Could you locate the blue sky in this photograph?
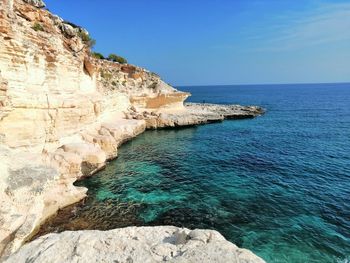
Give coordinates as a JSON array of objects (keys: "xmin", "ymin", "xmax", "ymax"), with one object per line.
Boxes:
[{"xmin": 45, "ymin": 0, "xmax": 350, "ymax": 86}]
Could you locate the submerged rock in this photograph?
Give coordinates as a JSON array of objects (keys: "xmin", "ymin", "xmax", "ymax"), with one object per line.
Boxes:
[{"xmin": 5, "ymin": 226, "xmax": 265, "ymax": 263}]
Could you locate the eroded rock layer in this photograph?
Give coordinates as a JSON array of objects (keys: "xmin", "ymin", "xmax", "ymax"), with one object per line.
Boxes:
[{"xmin": 0, "ymin": 0, "xmax": 264, "ymax": 260}]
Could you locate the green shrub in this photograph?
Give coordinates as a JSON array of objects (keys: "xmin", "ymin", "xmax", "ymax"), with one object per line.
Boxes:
[
  {"xmin": 111, "ymin": 81, "xmax": 117, "ymax": 86},
  {"xmin": 78, "ymin": 31, "xmax": 96, "ymax": 48},
  {"xmin": 108, "ymin": 54, "xmax": 127, "ymax": 64},
  {"xmin": 92, "ymin": 52, "xmax": 105, "ymax": 60},
  {"xmin": 32, "ymin": 23, "xmax": 44, "ymax": 32}
]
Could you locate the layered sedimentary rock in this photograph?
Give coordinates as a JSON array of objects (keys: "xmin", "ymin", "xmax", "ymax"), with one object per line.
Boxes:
[
  {"xmin": 5, "ymin": 226, "xmax": 265, "ymax": 263},
  {"xmin": 0, "ymin": 0, "xmax": 264, "ymax": 260},
  {"xmin": 0, "ymin": 0, "xmax": 168, "ymax": 152},
  {"xmin": 0, "ymin": 0, "xmax": 151, "ymax": 255}
]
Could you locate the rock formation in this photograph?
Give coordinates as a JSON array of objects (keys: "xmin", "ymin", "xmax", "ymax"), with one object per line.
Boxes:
[
  {"xmin": 5, "ymin": 227, "xmax": 265, "ymax": 263},
  {"xmin": 0, "ymin": 0, "xmax": 264, "ymax": 261}
]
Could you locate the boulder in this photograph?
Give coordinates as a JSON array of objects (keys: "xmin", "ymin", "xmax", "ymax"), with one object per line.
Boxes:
[{"xmin": 59, "ymin": 23, "xmax": 76, "ymax": 38}]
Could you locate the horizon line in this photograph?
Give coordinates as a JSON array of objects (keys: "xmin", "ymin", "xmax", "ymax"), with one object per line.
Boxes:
[{"xmin": 175, "ymin": 81, "xmax": 350, "ymax": 88}]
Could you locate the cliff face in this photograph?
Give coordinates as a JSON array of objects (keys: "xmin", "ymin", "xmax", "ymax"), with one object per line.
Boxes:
[
  {"xmin": 0, "ymin": 0, "xmax": 189, "ymax": 153},
  {"xmin": 0, "ymin": 0, "xmax": 264, "ymax": 260},
  {"xmin": 1, "ymin": 0, "xmax": 96, "ymax": 150}
]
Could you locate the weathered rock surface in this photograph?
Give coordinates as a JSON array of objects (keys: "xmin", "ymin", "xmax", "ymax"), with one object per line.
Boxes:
[
  {"xmin": 0, "ymin": 0, "xmax": 265, "ymax": 260},
  {"xmin": 4, "ymin": 226, "xmax": 265, "ymax": 263},
  {"xmin": 127, "ymin": 103, "xmax": 264, "ymax": 129},
  {"xmin": 0, "ymin": 145, "xmax": 86, "ymax": 258},
  {"xmin": 185, "ymin": 103, "xmax": 264, "ymax": 119},
  {"xmin": 0, "ymin": 0, "xmax": 174, "ymax": 152},
  {"xmin": 0, "ymin": 118, "xmax": 146, "ymax": 257}
]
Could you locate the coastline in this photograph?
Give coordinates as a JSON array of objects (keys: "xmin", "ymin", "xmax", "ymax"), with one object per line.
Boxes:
[
  {"xmin": 0, "ymin": 0, "xmax": 264, "ymax": 261},
  {"xmin": 3, "ymin": 110, "xmax": 265, "ymax": 263},
  {"xmin": 0, "ymin": 103, "xmax": 264, "ymax": 259}
]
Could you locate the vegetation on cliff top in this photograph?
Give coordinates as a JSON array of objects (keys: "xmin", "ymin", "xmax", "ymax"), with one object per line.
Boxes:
[
  {"xmin": 92, "ymin": 52, "xmax": 105, "ymax": 60},
  {"xmin": 60, "ymin": 21, "xmax": 126, "ymax": 64},
  {"xmin": 92, "ymin": 52, "xmax": 128, "ymax": 64},
  {"xmin": 107, "ymin": 54, "xmax": 128, "ymax": 64}
]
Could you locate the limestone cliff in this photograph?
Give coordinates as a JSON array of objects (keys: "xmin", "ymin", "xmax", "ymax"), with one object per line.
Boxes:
[
  {"xmin": 0, "ymin": 0, "xmax": 264, "ymax": 260},
  {"xmin": 0, "ymin": 0, "xmax": 189, "ymax": 152}
]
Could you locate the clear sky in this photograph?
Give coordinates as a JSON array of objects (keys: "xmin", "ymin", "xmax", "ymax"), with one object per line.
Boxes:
[{"xmin": 45, "ymin": 0, "xmax": 350, "ymax": 86}]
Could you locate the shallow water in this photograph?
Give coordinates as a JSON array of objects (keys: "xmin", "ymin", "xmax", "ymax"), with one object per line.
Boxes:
[{"xmin": 39, "ymin": 84, "xmax": 350, "ymax": 263}]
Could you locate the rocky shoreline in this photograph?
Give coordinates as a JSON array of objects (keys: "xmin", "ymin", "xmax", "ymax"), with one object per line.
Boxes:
[
  {"xmin": 5, "ymin": 227, "xmax": 265, "ymax": 263},
  {"xmin": 0, "ymin": 103, "xmax": 264, "ymax": 259},
  {"xmin": 0, "ymin": 105, "xmax": 264, "ymax": 262},
  {"xmin": 127, "ymin": 103, "xmax": 264, "ymax": 129},
  {"xmin": 0, "ymin": 0, "xmax": 265, "ymax": 261}
]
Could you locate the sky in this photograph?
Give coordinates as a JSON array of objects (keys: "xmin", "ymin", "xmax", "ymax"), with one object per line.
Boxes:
[{"xmin": 44, "ymin": 0, "xmax": 350, "ymax": 86}]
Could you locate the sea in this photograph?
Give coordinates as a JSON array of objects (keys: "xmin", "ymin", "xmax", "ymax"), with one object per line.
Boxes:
[{"xmin": 39, "ymin": 83, "xmax": 350, "ymax": 263}]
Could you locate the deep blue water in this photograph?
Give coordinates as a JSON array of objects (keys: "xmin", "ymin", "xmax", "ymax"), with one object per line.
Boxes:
[{"xmin": 43, "ymin": 84, "xmax": 350, "ymax": 262}]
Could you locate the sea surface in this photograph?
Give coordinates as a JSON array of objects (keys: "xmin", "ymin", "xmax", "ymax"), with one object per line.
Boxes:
[{"xmin": 40, "ymin": 84, "xmax": 350, "ymax": 263}]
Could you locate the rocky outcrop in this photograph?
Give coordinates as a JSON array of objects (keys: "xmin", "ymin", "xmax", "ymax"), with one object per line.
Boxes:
[
  {"xmin": 4, "ymin": 226, "xmax": 265, "ymax": 263},
  {"xmin": 185, "ymin": 103, "xmax": 264, "ymax": 119},
  {"xmin": 0, "ymin": 118, "xmax": 146, "ymax": 257},
  {"xmin": 96, "ymin": 61, "xmax": 176, "ymax": 95},
  {"xmin": 126, "ymin": 103, "xmax": 264, "ymax": 129},
  {"xmin": 0, "ymin": 146, "xmax": 86, "ymax": 258},
  {"xmin": 22, "ymin": 0, "xmax": 45, "ymax": 8},
  {"xmin": 0, "ymin": 0, "xmax": 264, "ymax": 260},
  {"xmin": 131, "ymin": 93, "xmax": 190, "ymax": 111}
]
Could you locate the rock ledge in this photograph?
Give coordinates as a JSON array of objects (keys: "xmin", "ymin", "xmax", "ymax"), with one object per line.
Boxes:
[{"xmin": 5, "ymin": 226, "xmax": 265, "ymax": 263}]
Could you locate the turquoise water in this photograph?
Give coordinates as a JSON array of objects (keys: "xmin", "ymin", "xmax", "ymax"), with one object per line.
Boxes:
[{"xmin": 44, "ymin": 84, "xmax": 350, "ymax": 262}]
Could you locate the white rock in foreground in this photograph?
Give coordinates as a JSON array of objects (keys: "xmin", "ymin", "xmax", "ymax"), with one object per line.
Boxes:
[{"xmin": 5, "ymin": 226, "xmax": 265, "ymax": 263}]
